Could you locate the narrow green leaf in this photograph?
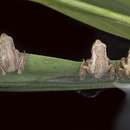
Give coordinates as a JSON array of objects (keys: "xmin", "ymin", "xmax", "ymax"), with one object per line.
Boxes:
[
  {"xmin": 31, "ymin": 0, "xmax": 130, "ymax": 40},
  {"xmin": 0, "ymin": 54, "xmax": 116, "ymax": 92}
]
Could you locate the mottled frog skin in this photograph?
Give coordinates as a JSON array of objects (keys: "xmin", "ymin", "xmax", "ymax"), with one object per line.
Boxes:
[
  {"xmin": 0, "ymin": 33, "xmax": 26, "ymax": 75},
  {"xmin": 80, "ymin": 40, "xmax": 115, "ymax": 80}
]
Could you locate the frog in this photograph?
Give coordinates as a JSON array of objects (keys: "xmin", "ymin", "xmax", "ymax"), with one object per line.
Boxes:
[
  {"xmin": 79, "ymin": 39, "xmax": 115, "ymax": 80},
  {"xmin": 118, "ymin": 49, "xmax": 130, "ymax": 78},
  {"xmin": 0, "ymin": 33, "xmax": 26, "ymax": 75}
]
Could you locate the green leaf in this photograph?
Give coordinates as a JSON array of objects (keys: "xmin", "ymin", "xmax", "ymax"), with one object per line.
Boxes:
[
  {"xmin": 0, "ymin": 54, "xmax": 116, "ymax": 92},
  {"xmin": 31, "ymin": 0, "xmax": 130, "ymax": 40}
]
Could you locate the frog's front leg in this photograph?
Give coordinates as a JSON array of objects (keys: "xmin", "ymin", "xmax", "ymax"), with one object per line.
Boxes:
[
  {"xmin": 108, "ymin": 63, "xmax": 115, "ymax": 80},
  {"xmin": 17, "ymin": 52, "xmax": 26, "ymax": 74},
  {"xmin": 79, "ymin": 59, "xmax": 89, "ymax": 80}
]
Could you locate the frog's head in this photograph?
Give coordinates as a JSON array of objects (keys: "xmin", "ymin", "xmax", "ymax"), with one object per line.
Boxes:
[
  {"xmin": 0, "ymin": 33, "xmax": 15, "ymax": 48},
  {"xmin": 0, "ymin": 33, "xmax": 10, "ymax": 42},
  {"xmin": 1, "ymin": 33, "xmax": 8, "ymax": 38},
  {"xmin": 92, "ymin": 39, "xmax": 107, "ymax": 58},
  {"xmin": 0, "ymin": 33, "xmax": 8, "ymax": 44}
]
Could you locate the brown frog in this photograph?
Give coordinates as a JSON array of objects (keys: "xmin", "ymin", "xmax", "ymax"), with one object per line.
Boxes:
[
  {"xmin": 118, "ymin": 50, "xmax": 130, "ymax": 78},
  {"xmin": 79, "ymin": 39, "xmax": 115, "ymax": 80},
  {"xmin": 0, "ymin": 33, "xmax": 26, "ymax": 75}
]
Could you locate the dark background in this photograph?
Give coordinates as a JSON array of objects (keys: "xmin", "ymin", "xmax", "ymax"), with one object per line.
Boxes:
[{"xmin": 0, "ymin": 0, "xmax": 129, "ymax": 130}]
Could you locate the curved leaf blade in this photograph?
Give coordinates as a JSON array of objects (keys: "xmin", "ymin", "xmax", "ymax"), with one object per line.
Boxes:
[{"xmin": 31, "ymin": 0, "xmax": 130, "ymax": 40}]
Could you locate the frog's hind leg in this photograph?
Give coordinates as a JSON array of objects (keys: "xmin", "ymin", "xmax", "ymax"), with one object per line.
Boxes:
[
  {"xmin": 0, "ymin": 63, "xmax": 6, "ymax": 75},
  {"xmin": 0, "ymin": 57, "xmax": 9, "ymax": 75},
  {"xmin": 108, "ymin": 64, "xmax": 115, "ymax": 80},
  {"xmin": 117, "ymin": 67, "xmax": 126, "ymax": 79},
  {"xmin": 17, "ymin": 52, "xmax": 26, "ymax": 74}
]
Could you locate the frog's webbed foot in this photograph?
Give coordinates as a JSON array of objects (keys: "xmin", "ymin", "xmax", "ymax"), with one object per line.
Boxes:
[
  {"xmin": 17, "ymin": 51, "xmax": 26, "ymax": 74},
  {"xmin": 79, "ymin": 59, "xmax": 89, "ymax": 80},
  {"xmin": 108, "ymin": 63, "xmax": 115, "ymax": 80}
]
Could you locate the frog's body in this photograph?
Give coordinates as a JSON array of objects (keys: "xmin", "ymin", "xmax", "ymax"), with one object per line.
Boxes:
[
  {"xmin": 118, "ymin": 50, "xmax": 130, "ymax": 78},
  {"xmin": 0, "ymin": 33, "xmax": 26, "ymax": 75},
  {"xmin": 80, "ymin": 40, "xmax": 115, "ymax": 80}
]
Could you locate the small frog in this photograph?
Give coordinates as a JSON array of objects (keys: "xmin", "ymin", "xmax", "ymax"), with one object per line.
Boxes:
[
  {"xmin": 118, "ymin": 50, "xmax": 130, "ymax": 78},
  {"xmin": 79, "ymin": 39, "xmax": 115, "ymax": 80},
  {"xmin": 0, "ymin": 33, "xmax": 26, "ymax": 75}
]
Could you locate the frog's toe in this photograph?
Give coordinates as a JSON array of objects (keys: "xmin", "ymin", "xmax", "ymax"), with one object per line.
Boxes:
[
  {"xmin": 17, "ymin": 70, "xmax": 22, "ymax": 74},
  {"xmin": 2, "ymin": 71, "xmax": 6, "ymax": 76}
]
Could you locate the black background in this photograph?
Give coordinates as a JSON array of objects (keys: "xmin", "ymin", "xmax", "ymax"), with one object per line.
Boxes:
[{"xmin": 0, "ymin": 1, "xmax": 129, "ymax": 130}]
